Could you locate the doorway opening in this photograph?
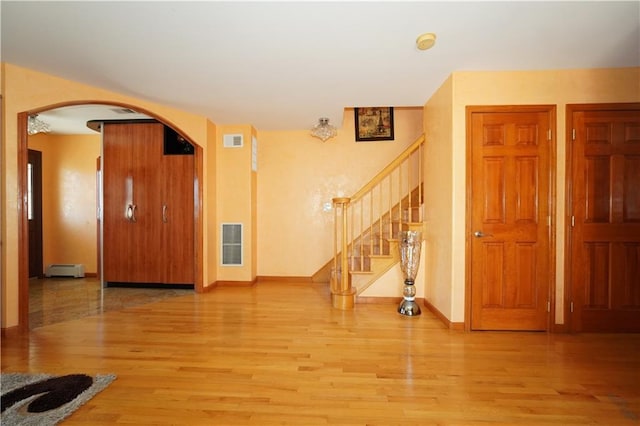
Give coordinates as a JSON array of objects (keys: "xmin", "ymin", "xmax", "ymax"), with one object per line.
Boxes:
[{"xmin": 18, "ymin": 102, "xmax": 204, "ymax": 329}]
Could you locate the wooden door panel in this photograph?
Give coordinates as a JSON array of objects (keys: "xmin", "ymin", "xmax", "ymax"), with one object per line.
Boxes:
[
  {"xmin": 583, "ymin": 242, "xmax": 610, "ymax": 308},
  {"xmin": 620, "ymin": 243, "xmax": 640, "ymax": 311},
  {"xmin": 580, "ymin": 242, "xmax": 640, "ymax": 306},
  {"xmin": 584, "ymin": 156, "xmax": 610, "ymax": 222},
  {"xmin": 515, "ymin": 157, "xmax": 539, "ymax": 222},
  {"xmin": 513, "ymin": 242, "xmax": 537, "ymax": 307},
  {"xmin": 623, "ymin": 157, "xmax": 640, "ymax": 221},
  {"xmin": 104, "ymin": 122, "xmax": 165, "ymax": 284},
  {"xmin": 570, "ymin": 106, "xmax": 640, "ymax": 332},
  {"xmin": 482, "ymin": 158, "xmax": 505, "ymax": 223},
  {"xmin": 103, "ymin": 124, "xmax": 134, "ymax": 282},
  {"xmin": 162, "ymin": 153, "xmax": 195, "ymax": 284},
  {"xmin": 130, "ymin": 123, "xmax": 164, "ymax": 283},
  {"xmin": 479, "ymin": 242, "xmax": 539, "ymax": 308},
  {"xmin": 480, "ymin": 242, "xmax": 505, "ymax": 307},
  {"xmin": 469, "ymin": 108, "xmax": 552, "ymax": 331}
]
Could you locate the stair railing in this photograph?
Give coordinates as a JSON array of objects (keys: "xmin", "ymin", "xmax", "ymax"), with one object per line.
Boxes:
[{"xmin": 330, "ymin": 135, "xmax": 425, "ymax": 309}]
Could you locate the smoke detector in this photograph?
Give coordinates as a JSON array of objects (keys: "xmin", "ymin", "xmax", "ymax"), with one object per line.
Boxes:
[{"xmin": 416, "ymin": 33, "xmax": 436, "ymax": 51}]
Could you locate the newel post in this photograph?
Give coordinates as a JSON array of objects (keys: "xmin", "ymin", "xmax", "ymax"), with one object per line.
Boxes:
[{"xmin": 331, "ymin": 197, "xmax": 355, "ymax": 309}]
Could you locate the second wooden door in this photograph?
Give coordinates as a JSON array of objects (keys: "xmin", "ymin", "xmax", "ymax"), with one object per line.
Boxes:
[{"xmin": 568, "ymin": 104, "xmax": 640, "ymax": 332}]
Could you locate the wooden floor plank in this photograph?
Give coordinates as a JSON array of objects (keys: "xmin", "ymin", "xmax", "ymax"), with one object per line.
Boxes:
[{"xmin": 3, "ymin": 281, "xmax": 640, "ymax": 425}]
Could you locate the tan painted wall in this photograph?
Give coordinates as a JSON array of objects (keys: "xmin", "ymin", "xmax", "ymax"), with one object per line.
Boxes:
[
  {"xmin": 215, "ymin": 125, "xmax": 256, "ymax": 282},
  {"xmin": 28, "ymin": 133, "xmax": 101, "ymax": 274},
  {"xmin": 422, "ymin": 75, "xmax": 454, "ymax": 319},
  {"xmin": 250, "ymin": 129, "xmax": 258, "ymax": 281},
  {"xmin": 205, "ymin": 120, "xmax": 218, "ymax": 288},
  {"xmin": 424, "ymin": 67, "xmax": 640, "ymax": 325},
  {"xmin": 1, "ymin": 63, "xmax": 212, "ymax": 328},
  {"xmin": 256, "ymin": 107, "xmax": 424, "ymax": 277}
]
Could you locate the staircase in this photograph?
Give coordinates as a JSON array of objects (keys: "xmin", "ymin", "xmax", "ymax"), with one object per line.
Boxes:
[
  {"xmin": 348, "ymin": 186, "xmax": 424, "ymax": 295},
  {"xmin": 325, "ymin": 135, "xmax": 425, "ymax": 309}
]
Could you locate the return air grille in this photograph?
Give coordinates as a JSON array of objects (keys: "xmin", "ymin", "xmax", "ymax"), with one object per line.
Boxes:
[{"xmin": 221, "ymin": 223, "xmax": 242, "ymax": 266}]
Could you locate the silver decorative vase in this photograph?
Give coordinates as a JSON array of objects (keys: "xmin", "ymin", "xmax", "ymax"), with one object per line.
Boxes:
[{"xmin": 398, "ymin": 230, "xmax": 422, "ymax": 316}]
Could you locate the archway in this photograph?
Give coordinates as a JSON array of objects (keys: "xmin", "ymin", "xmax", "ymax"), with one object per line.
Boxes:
[{"xmin": 18, "ymin": 101, "xmax": 204, "ymax": 329}]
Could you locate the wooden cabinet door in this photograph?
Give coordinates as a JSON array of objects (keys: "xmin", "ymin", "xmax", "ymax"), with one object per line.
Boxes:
[
  {"xmin": 103, "ymin": 122, "xmax": 165, "ymax": 284},
  {"xmin": 129, "ymin": 123, "xmax": 165, "ymax": 283},
  {"xmin": 469, "ymin": 107, "xmax": 553, "ymax": 331},
  {"xmin": 162, "ymin": 152, "xmax": 195, "ymax": 284},
  {"xmin": 570, "ymin": 106, "xmax": 640, "ymax": 332},
  {"xmin": 103, "ymin": 122, "xmax": 194, "ymax": 286},
  {"xmin": 103, "ymin": 124, "xmax": 135, "ymax": 282}
]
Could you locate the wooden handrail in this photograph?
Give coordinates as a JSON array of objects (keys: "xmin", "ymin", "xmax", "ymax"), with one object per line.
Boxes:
[
  {"xmin": 330, "ymin": 134, "xmax": 425, "ymax": 309},
  {"xmin": 351, "ymin": 134, "xmax": 425, "ymax": 202}
]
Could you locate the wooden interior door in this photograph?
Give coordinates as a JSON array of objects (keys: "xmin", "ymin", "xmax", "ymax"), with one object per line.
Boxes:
[
  {"xmin": 468, "ymin": 106, "xmax": 553, "ymax": 331},
  {"xmin": 569, "ymin": 104, "xmax": 640, "ymax": 332},
  {"xmin": 28, "ymin": 149, "xmax": 43, "ymax": 278}
]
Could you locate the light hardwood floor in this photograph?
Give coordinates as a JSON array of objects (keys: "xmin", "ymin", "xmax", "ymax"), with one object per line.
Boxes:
[
  {"xmin": 3, "ymin": 281, "xmax": 640, "ymax": 425},
  {"xmin": 28, "ymin": 277, "xmax": 193, "ymax": 329}
]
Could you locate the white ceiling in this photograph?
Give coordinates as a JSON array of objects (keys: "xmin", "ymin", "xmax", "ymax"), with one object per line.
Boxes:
[{"xmin": 2, "ymin": 1, "xmax": 639, "ymax": 134}]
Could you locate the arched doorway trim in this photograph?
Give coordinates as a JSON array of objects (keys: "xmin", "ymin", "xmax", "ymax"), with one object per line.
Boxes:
[{"xmin": 18, "ymin": 101, "xmax": 205, "ymax": 330}]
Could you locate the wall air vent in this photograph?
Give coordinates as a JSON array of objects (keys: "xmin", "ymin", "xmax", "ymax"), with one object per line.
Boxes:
[
  {"xmin": 223, "ymin": 134, "xmax": 244, "ymax": 148},
  {"xmin": 221, "ymin": 223, "xmax": 243, "ymax": 266}
]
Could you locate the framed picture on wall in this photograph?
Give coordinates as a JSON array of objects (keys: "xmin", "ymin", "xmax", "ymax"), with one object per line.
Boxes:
[{"xmin": 354, "ymin": 107, "xmax": 394, "ymax": 141}]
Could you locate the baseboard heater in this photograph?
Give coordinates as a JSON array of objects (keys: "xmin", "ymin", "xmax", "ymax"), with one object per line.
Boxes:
[{"xmin": 45, "ymin": 264, "xmax": 85, "ymax": 278}]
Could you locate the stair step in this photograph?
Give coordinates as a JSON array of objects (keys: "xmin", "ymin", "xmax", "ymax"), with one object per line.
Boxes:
[
  {"xmin": 347, "ymin": 237, "xmax": 401, "ymax": 295},
  {"xmin": 350, "ymin": 270, "xmax": 374, "ymax": 276},
  {"xmin": 349, "ymin": 254, "xmax": 393, "ymax": 274}
]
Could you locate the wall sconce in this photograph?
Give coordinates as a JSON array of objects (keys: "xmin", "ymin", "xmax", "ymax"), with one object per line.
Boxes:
[{"xmin": 310, "ymin": 117, "xmax": 337, "ymax": 142}]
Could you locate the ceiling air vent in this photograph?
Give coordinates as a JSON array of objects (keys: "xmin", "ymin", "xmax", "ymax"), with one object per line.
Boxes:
[{"xmin": 223, "ymin": 134, "xmax": 244, "ymax": 148}]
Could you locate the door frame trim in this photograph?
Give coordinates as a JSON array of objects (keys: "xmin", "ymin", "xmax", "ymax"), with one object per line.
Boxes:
[
  {"xmin": 464, "ymin": 105, "xmax": 557, "ymax": 332},
  {"xmin": 17, "ymin": 101, "xmax": 205, "ymax": 330},
  {"xmin": 564, "ymin": 102, "xmax": 640, "ymax": 333}
]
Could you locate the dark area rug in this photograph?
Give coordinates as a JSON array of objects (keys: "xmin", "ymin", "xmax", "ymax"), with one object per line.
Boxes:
[{"xmin": 1, "ymin": 372, "xmax": 115, "ymax": 425}]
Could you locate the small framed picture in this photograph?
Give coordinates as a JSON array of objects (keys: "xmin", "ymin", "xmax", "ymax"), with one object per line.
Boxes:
[{"xmin": 355, "ymin": 107, "xmax": 394, "ymax": 141}]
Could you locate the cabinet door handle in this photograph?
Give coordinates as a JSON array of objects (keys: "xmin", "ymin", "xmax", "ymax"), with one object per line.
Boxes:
[
  {"xmin": 162, "ymin": 205, "xmax": 168, "ymax": 223},
  {"xmin": 131, "ymin": 204, "xmax": 137, "ymax": 223},
  {"xmin": 125, "ymin": 204, "xmax": 134, "ymax": 221}
]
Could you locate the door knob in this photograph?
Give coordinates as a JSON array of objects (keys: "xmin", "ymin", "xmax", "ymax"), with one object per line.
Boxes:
[{"xmin": 474, "ymin": 231, "xmax": 492, "ymax": 238}]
